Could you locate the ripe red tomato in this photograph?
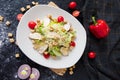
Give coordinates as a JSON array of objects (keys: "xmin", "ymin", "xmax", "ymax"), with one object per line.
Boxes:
[
  {"xmin": 57, "ymin": 16, "xmax": 64, "ymax": 22},
  {"xmin": 43, "ymin": 52, "xmax": 50, "ymax": 59},
  {"xmin": 69, "ymin": 1, "xmax": 77, "ymax": 9},
  {"xmin": 88, "ymin": 52, "xmax": 96, "ymax": 59},
  {"xmin": 28, "ymin": 21, "xmax": 36, "ymax": 29},
  {"xmin": 70, "ymin": 41, "xmax": 76, "ymax": 47},
  {"xmin": 72, "ymin": 10, "xmax": 80, "ymax": 17},
  {"xmin": 17, "ymin": 14, "xmax": 23, "ymax": 21}
]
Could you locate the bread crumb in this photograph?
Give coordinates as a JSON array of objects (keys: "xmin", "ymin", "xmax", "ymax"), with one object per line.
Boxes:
[
  {"xmin": 26, "ymin": 5, "xmax": 31, "ymax": 9},
  {"xmin": 8, "ymin": 33, "xmax": 13, "ymax": 38},
  {"xmin": 20, "ymin": 7, "xmax": 26, "ymax": 12},
  {"xmin": 6, "ymin": 21, "xmax": 11, "ymax": 26},
  {"xmin": 69, "ymin": 71, "xmax": 73, "ymax": 75},
  {"xmin": 15, "ymin": 53, "xmax": 20, "ymax": 58},
  {"xmin": 35, "ymin": 2, "xmax": 39, "ymax": 5},
  {"xmin": 9, "ymin": 38, "xmax": 15, "ymax": 43},
  {"xmin": 0, "ymin": 15, "xmax": 4, "ymax": 22},
  {"xmin": 32, "ymin": 1, "xmax": 36, "ymax": 5}
]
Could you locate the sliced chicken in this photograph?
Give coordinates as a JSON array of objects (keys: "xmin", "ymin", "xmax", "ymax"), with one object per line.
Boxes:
[
  {"xmin": 43, "ymin": 17, "xmax": 50, "ymax": 27},
  {"xmin": 63, "ymin": 23, "xmax": 71, "ymax": 31},
  {"xmin": 60, "ymin": 47, "xmax": 69, "ymax": 56},
  {"xmin": 38, "ymin": 44, "xmax": 48, "ymax": 54},
  {"xmin": 29, "ymin": 33, "xmax": 42, "ymax": 40}
]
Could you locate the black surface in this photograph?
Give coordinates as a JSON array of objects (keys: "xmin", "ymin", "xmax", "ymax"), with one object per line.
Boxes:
[{"xmin": 0, "ymin": 0, "xmax": 120, "ymax": 80}]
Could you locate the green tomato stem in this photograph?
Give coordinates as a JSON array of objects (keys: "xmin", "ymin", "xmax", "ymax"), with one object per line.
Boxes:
[{"xmin": 92, "ymin": 16, "xmax": 97, "ymax": 25}]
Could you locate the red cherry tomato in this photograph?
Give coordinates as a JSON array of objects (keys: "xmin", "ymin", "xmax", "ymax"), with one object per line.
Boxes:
[
  {"xmin": 43, "ymin": 52, "xmax": 50, "ymax": 59},
  {"xmin": 28, "ymin": 21, "xmax": 36, "ymax": 29},
  {"xmin": 17, "ymin": 14, "xmax": 23, "ymax": 21},
  {"xmin": 72, "ymin": 10, "xmax": 80, "ymax": 17},
  {"xmin": 69, "ymin": 1, "xmax": 77, "ymax": 9},
  {"xmin": 70, "ymin": 41, "xmax": 76, "ymax": 47},
  {"xmin": 57, "ymin": 16, "xmax": 64, "ymax": 22},
  {"xmin": 88, "ymin": 52, "xmax": 96, "ymax": 59}
]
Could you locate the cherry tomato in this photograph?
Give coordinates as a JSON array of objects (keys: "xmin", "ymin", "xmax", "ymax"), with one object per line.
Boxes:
[
  {"xmin": 43, "ymin": 52, "xmax": 50, "ymax": 59},
  {"xmin": 57, "ymin": 16, "xmax": 64, "ymax": 22},
  {"xmin": 69, "ymin": 1, "xmax": 77, "ymax": 9},
  {"xmin": 88, "ymin": 52, "xmax": 96, "ymax": 59},
  {"xmin": 70, "ymin": 41, "xmax": 76, "ymax": 47},
  {"xmin": 28, "ymin": 21, "xmax": 36, "ymax": 29},
  {"xmin": 17, "ymin": 14, "xmax": 23, "ymax": 21},
  {"xmin": 72, "ymin": 10, "xmax": 80, "ymax": 17}
]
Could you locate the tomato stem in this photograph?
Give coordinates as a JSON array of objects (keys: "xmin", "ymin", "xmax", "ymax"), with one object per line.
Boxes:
[{"xmin": 92, "ymin": 16, "xmax": 97, "ymax": 25}]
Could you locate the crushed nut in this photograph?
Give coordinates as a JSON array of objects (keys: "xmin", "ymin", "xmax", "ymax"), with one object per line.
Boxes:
[
  {"xmin": 32, "ymin": 1, "xmax": 36, "ymax": 5},
  {"xmin": 8, "ymin": 33, "xmax": 13, "ymax": 38},
  {"xmin": 0, "ymin": 15, "xmax": 4, "ymax": 22},
  {"xmin": 9, "ymin": 38, "xmax": 15, "ymax": 43},
  {"xmin": 26, "ymin": 5, "xmax": 31, "ymax": 9},
  {"xmin": 20, "ymin": 7, "xmax": 26, "ymax": 12},
  {"xmin": 6, "ymin": 21, "xmax": 11, "ymax": 26},
  {"xmin": 15, "ymin": 53, "xmax": 20, "ymax": 58}
]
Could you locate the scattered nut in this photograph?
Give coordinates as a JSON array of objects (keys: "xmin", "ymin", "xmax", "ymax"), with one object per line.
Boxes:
[
  {"xmin": 32, "ymin": 1, "xmax": 36, "ymax": 5},
  {"xmin": 20, "ymin": 7, "xmax": 26, "ymax": 12},
  {"xmin": 15, "ymin": 53, "xmax": 20, "ymax": 58},
  {"xmin": 9, "ymin": 38, "xmax": 15, "ymax": 43},
  {"xmin": 26, "ymin": 5, "xmax": 31, "ymax": 9},
  {"xmin": 6, "ymin": 21, "xmax": 11, "ymax": 26},
  {"xmin": 0, "ymin": 15, "xmax": 4, "ymax": 22},
  {"xmin": 8, "ymin": 33, "xmax": 13, "ymax": 38}
]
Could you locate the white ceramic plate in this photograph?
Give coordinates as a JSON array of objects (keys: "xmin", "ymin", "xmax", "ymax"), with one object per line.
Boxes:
[{"xmin": 16, "ymin": 5, "xmax": 87, "ymax": 69}]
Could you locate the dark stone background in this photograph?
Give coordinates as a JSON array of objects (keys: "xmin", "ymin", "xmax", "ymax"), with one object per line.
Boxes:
[{"xmin": 0, "ymin": 0, "xmax": 120, "ymax": 80}]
